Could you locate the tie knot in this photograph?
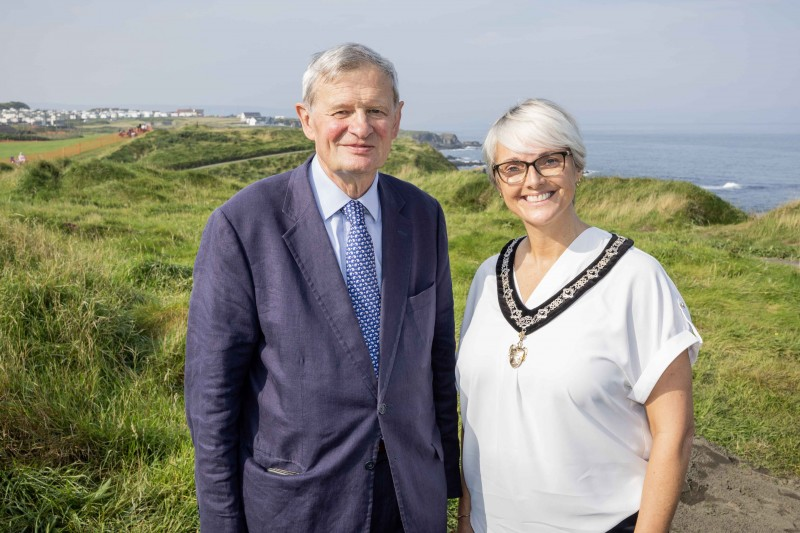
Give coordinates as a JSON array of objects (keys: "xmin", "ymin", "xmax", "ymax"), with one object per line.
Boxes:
[{"xmin": 343, "ymin": 200, "xmax": 366, "ymax": 226}]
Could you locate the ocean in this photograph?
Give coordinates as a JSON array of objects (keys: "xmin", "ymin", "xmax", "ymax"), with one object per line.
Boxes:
[{"xmin": 439, "ymin": 132, "xmax": 800, "ymax": 214}]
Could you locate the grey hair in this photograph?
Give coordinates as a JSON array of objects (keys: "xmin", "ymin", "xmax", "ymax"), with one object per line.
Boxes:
[
  {"xmin": 483, "ymin": 99, "xmax": 586, "ymax": 187},
  {"xmin": 301, "ymin": 43, "xmax": 400, "ymax": 107}
]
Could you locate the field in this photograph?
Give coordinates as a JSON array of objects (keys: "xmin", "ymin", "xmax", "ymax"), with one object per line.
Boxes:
[
  {"xmin": 0, "ymin": 116, "xmax": 253, "ymax": 163},
  {"xmin": 0, "ymin": 126, "xmax": 797, "ymax": 531},
  {"xmin": 0, "ymin": 134, "xmax": 125, "ymax": 161}
]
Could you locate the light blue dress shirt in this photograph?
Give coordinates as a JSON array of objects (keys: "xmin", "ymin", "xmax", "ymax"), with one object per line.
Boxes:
[{"xmin": 308, "ymin": 155, "xmax": 383, "ymax": 285}]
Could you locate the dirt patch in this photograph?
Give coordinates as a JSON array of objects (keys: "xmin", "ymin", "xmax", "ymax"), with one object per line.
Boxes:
[
  {"xmin": 672, "ymin": 437, "xmax": 800, "ymax": 532},
  {"xmin": 762, "ymin": 257, "xmax": 800, "ymax": 269}
]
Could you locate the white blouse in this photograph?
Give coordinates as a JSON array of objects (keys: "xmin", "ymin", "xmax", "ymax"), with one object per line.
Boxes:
[{"xmin": 456, "ymin": 227, "xmax": 701, "ymax": 532}]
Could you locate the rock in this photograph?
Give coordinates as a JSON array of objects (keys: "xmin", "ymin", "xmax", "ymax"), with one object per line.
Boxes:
[{"xmin": 405, "ymin": 131, "xmax": 480, "ymax": 150}]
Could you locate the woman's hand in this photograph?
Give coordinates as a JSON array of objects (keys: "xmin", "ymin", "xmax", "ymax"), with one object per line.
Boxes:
[{"xmin": 456, "ymin": 471, "xmax": 474, "ymax": 532}]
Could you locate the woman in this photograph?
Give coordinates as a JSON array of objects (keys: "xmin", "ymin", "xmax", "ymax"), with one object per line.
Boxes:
[{"xmin": 456, "ymin": 99, "xmax": 701, "ymax": 533}]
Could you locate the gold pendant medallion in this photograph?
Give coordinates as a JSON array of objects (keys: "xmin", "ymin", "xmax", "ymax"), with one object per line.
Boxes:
[{"xmin": 508, "ymin": 330, "xmax": 527, "ymax": 368}]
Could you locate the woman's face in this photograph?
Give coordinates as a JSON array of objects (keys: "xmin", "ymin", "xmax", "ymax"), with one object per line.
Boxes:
[{"xmin": 494, "ymin": 143, "xmax": 581, "ymax": 231}]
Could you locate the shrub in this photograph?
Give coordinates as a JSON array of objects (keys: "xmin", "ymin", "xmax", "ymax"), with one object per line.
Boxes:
[
  {"xmin": 63, "ymin": 159, "xmax": 138, "ymax": 187},
  {"xmin": 15, "ymin": 159, "xmax": 69, "ymax": 197}
]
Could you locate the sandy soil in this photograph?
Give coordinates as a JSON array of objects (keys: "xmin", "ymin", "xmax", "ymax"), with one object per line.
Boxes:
[{"xmin": 672, "ymin": 437, "xmax": 800, "ymax": 532}]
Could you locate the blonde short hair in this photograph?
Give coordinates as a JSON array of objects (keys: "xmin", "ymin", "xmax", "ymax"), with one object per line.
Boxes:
[{"xmin": 483, "ymin": 99, "xmax": 586, "ymax": 187}]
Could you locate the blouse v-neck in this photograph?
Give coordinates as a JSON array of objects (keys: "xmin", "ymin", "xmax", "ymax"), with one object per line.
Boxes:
[{"xmin": 512, "ymin": 227, "xmax": 607, "ymax": 309}]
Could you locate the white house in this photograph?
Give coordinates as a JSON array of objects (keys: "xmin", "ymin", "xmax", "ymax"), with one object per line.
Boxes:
[
  {"xmin": 239, "ymin": 112, "xmax": 262, "ymax": 123},
  {"xmin": 176, "ymin": 108, "xmax": 204, "ymax": 117}
]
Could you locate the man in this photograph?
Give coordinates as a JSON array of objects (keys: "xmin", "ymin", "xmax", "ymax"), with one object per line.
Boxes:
[{"xmin": 185, "ymin": 43, "xmax": 461, "ymax": 532}]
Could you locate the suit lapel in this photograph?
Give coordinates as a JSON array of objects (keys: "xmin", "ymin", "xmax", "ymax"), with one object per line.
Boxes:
[
  {"xmin": 281, "ymin": 161, "xmax": 378, "ymax": 398},
  {"xmin": 377, "ymin": 177, "xmax": 412, "ymax": 397}
]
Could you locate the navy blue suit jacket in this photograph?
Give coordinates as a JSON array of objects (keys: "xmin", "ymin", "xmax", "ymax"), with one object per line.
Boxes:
[{"xmin": 185, "ymin": 158, "xmax": 460, "ymax": 532}]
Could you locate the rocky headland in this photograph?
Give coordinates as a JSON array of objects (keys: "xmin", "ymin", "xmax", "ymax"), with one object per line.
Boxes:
[{"xmin": 401, "ymin": 130, "xmax": 481, "ymax": 150}]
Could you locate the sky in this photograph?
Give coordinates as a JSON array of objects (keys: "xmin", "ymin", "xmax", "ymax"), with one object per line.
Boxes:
[{"xmin": 3, "ymin": 0, "xmax": 799, "ymax": 140}]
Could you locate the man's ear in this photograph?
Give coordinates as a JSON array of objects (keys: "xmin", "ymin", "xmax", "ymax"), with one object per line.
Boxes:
[
  {"xmin": 391, "ymin": 100, "xmax": 404, "ymax": 139},
  {"xmin": 295, "ymin": 103, "xmax": 315, "ymax": 141}
]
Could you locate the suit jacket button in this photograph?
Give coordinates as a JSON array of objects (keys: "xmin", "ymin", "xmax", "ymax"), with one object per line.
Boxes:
[
  {"xmin": 378, "ymin": 403, "xmax": 387, "ymax": 415},
  {"xmin": 365, "ymin": 461, "xmax": 375, "ymax": 471}
]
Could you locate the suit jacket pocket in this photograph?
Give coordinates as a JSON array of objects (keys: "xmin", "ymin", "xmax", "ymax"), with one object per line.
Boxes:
[
  {"xmin": 404, "ymin": 283, "xmax": 436, "ymax": 344},
  {"xmin": 253, "ymin": 447, "xmax": 306, "ymax": 476},
  {"xmin": 408, "ymin": 283, "xmax": 435, "ymax": 311},
  {"xmin": 403, "ymin": 284, "xmax": 437, "ymax": 358}
]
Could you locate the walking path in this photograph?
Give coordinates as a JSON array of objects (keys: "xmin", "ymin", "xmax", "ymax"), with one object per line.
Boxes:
[
  {"xmin": 673, "ymin": 437, "xmax": 800, "ymax": 532},
  {"xmin": 191, "ymin": 149, "xmax": 312, "ymax": 170}
]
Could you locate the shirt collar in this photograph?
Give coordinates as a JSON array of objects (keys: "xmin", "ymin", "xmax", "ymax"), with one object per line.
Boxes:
[{"xmin": 310, "ymin": 155, "xmax": 381, "ymax": 222}]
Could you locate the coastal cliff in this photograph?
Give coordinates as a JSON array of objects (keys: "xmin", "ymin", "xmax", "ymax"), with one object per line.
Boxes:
[{"xmin": 400, "ymin": 130, "xmax": 481, "ymax": 150}]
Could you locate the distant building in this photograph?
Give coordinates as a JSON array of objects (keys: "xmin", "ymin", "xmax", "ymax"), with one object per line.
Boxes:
[
  {"xmin": 239, "ymin": 112, "xmax": 263, "ymax": 123},
  {"xmin": 176, "ymin": 108, "xmax": 204, "ymax": 117},
  {"xmin": 271, "ymin": 116, "xmax": 301, "ymax": 128}
]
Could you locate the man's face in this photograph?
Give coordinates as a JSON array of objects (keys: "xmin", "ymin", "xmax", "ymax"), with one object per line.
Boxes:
[{"xmin": 296, "ymin": 66, "xmax": 403, "ymax": 191}]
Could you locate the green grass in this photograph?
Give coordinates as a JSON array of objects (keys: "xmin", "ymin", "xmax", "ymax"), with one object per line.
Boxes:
[
  {"xmin": 1, "ymin": 131, "xmax": 797, "ymax": 530},
  {"xmin": 0, "ymin": 135, "xmax": 110, "ymax": 159},
  {"xmin": 106, "ymin": 125, "xmax": 314, "ymax": 169}
]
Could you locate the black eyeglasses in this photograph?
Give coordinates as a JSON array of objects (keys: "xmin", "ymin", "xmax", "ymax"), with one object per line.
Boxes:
[{"xmin": 492, "ymin": 150, "xmax": 572, "ymax": 184}]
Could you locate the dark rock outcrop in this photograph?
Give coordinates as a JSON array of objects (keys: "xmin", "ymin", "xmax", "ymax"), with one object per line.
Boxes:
[{"xmin": 404, "ymin": 131, "xmax": 480, "ymax": 150}]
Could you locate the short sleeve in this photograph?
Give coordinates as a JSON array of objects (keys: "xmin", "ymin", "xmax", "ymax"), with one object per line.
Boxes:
[{"xmin": 625, "ymin": 253, "xmax": 702, "ymax": 403}]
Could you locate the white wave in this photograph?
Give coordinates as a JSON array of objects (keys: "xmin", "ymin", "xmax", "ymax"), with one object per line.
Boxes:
[{"xmin": 703, "ymin": 182, "xmax": 742, "ymax": 190}]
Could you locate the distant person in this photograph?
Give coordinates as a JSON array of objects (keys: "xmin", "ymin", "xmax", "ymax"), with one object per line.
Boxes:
[
  {"xmin": 10, "ymin": 156, "xmax": 15, "ymax": 165},
  {"xmin": 17, "ymin": 152, "xmax": 26, "ymax": 164},
  {"xmin": 185, "ymin": 42, "xmax": 460, "ymax": 532},
  {"xmin": 455, "ymin": 99, "xmax": 701, "ymax": 533}
]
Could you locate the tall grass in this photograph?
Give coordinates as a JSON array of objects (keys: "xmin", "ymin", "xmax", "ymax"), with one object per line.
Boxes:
[{"xmin": 0, "ymin": 214, "xmax": 196, "ymax": 531}]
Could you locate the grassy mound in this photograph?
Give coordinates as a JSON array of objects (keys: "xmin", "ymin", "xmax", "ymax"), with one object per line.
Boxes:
[
  {"xmin": 204, "ymin": 150, "xmax": 314, "ymax": 182},
  {"xmin": 577, "ymin": 177, "xmax": 748, "ymax": 228},
  {"xmin": 382, "ymin": 137, "xmax": 457, "ymax": 174},
  {"xmin": 15, "ymin": 159, "xmax": 69, "ymax": 197},
  {"xmin": 107, "ymin": 126, "xmax": 313, "ymax": 169},
  {"xmin": 751, "ymin": 200, "xmax": 800, "ymax": 248}
]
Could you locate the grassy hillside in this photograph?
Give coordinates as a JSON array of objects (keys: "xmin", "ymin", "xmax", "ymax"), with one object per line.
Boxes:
[
  {"xmin": 0, "ymin": 130, "xmax": 797, "ymax": 530},
  {"xmin": 106, "ymin": 126, "xmax": 314, "ymax": 169}
]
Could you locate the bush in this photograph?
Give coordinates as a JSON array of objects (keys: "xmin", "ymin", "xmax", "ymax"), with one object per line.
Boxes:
[
  {"xmin": 63, "ymin": 159, "xmax": 138, "ymax": 188},
  {"xmin": 15, "ymin": 159, "xmax": 69, "ymax": 197}
]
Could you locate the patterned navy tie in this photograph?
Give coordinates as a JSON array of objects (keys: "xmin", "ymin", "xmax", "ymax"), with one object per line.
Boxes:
[{"xmin": 343, "ymin": 200, "xmax": 381, "ymax": 377}]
